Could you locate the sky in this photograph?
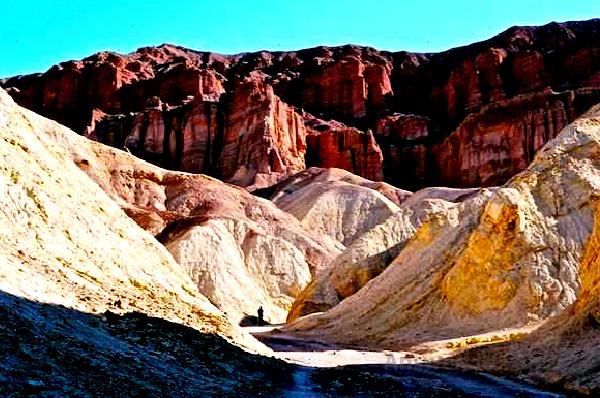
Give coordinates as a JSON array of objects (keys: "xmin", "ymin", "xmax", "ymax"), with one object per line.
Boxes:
[{"xmin": 0, "ymin": 0, "xmax": 598, "ymax": 77}]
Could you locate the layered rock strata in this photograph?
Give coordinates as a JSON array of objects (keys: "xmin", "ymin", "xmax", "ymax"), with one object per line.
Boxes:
[{"xmin": 3, "ymin": 20, "xmax": 599, "ymax": 189}]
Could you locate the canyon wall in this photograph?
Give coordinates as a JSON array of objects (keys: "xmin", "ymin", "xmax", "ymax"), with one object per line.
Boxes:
[{"xmin": 3, "ymin": 19, "xmax": 600, "ymax": 189}]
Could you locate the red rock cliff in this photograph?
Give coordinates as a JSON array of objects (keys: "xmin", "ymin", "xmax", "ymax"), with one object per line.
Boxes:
[
  {"xmin": 90, "ymin": 77, "xmax": 307, "ymax": 189},
  {"xmin": 305, "ymin": 115, "xmax": 383, "ymax": 182},
  {"xmin": 3, "ymin": 19, "xmax": 600, "ymax": 189}
]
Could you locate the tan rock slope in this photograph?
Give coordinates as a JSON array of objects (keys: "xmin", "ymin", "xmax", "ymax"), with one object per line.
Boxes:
[
  {"xmin": 450, "ymin": 194, "xmax": 600, "ymax": 395},
  {"xmin": 0, "ymin": 87, "xmax": 256, "ymax": 348},
  {"xmin": 0, "ymin": 88, "xmax": 341, "ymax": 324},
  {"xmin": 287, "ymin": 103, "xmax": 600, "ymax": 375},
  {"xmin": 288, "ymin": 185, "xmax": 483, "ymax": 321},
  {"xmin": 267, "ymin": 168, "xmax": 405, "ymax": 246}
]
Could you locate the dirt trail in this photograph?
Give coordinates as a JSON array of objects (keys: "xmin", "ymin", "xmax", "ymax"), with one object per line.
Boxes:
[{"xmin": 246, "ymin": 326, "xmax": 565, "ymax": 397}]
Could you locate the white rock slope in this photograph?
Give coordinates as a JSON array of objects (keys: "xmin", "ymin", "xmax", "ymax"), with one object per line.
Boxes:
[{"xmin": 0, "ymin": 87, "xmax": 259, "ymax": 349}]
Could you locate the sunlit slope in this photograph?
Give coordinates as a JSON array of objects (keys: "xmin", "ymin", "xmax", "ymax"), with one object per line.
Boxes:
[
  {"xmin": 0, "ymin": 88, "xmax": 259, "ymax": 348},
  {"xmin": 288, "ymin": 105, "xmax": 600, "ymax": 353}
]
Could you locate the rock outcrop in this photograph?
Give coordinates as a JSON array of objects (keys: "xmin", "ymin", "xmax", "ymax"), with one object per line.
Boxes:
[
  {"xmin": 221, "ymin": 78, "xmax": 307, "ymax": 189},
  {"xmin": 288, "ymin": 186, "xmax": 483, "ymax": 321},
  {"xmin": 431, "ymin": 88, "xmax": 598, "ymax": 187},
  {"xmin": 92, "ymin": 78, "xmax": 307, "ymax": 190},
  {"xmin": 304, "ymin": 115, "xmax": 384, "ymax": 182},
  {"xmin": 286, "ymin": 102, "xmax": 600, "ymax": 390},
  {"xmin": 3, "ymin": 20, "xmax": 599, "ymax": 189},
  {"xmin": 300, "ymin": 52, "xmax": 392, "ymax": 119},
  {"xmin": 450, "ymin": 199, "xmax": 600, "ymax": 394}
]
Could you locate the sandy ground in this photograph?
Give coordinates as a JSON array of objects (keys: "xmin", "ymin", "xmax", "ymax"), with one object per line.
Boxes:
[{"xmin": 246, "ymin": 324, "xmax": 540, "ymax": 367}]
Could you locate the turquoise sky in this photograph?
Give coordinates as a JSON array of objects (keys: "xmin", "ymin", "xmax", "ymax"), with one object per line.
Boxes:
[{"xmin": 0, "ymin": 0, "xmax": 597, "ymax": 77}]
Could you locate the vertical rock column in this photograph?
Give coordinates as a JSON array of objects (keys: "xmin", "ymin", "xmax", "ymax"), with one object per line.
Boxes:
[{"xmin": 220, "ymin": 79, "xmax": 307, "ymax": 188}]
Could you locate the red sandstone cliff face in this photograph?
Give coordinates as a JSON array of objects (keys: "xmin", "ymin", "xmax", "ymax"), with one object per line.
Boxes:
[
  {"xmin": 92, "ymin": 78, "xmax": 307, "ymax": 189},
  {"xmin": 434, "ymin": 90, "xmax": 575, "ymax": 186},
  {"xmin": 304, "ymin": 115, "xmax": 383, "ymax": 182},
  {"xmin": 3, "ymin": 19, "xmax": 600, "ymax": 189},
  {"xmin": 300, "ymin": 51, "xmax": 392, "ymax": 119},
  {"xmin": 3, "ymin": 46, "xmax": 228, "ymax": 132},
  {"xmin": 221, "ymin": 77, "xmax": 306, "ymax": 188}
]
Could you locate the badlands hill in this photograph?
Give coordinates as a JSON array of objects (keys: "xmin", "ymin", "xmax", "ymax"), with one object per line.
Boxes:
[
  {"xmin": 2, "ymin": 19, "xmax": 600, "ymax": 190},
  {"xmin": 0, "ymin": 86, "xmax": 344, "ymax": 326},
  {"xmin": 0, "ymin": 85, "xmax": 296, "ymax": 395},
  {"xmin": 284, "ymin": 105, "xmax": 600, "ymax": 394}
]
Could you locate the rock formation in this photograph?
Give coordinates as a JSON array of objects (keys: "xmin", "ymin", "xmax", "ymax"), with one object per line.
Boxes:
[
  {"xmin": 3, "ymin": 19, "xmax": 599, "ymax": 190},
  {"xmin": 304, "ymin": 115, "xmax": 384, "ymax": 182},
  {"xmin": 220, "ymin": 78, "xmax": 307, "ymax": 189},
  {"xmin": 431, "ymin": 88, "xmax": 598, "ymax": 187},
  {"xmin": 284, "ymin": 105, "xmax": 600, "ymax": 395},
  {"xmin": 288, "ymin": 186, "xmax": 483, "ymax": 321},
  {"xmin": 267, "ymin": 168, "xmax": 401, "ymax": 247},
  {"xmin": 450, "ymin": 205, "xmax": 600, "ymax": 394},
  {"xmin": 0, "ymin": 87, "xmax": 257, "ymax": 348},
  {"xmin": 3, "ymin": 87, "xmax": 424, "ymax": 397},
  {"xmin": 92, "ymin": 78, "xmax": 307, "ymax": 190},
  {"xmin": 1, "ymin": 86, "xmax": 342, "ymax": 324}
]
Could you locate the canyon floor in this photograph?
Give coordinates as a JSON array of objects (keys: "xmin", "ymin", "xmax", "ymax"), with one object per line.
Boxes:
[{"xmin": 242, "ymin": 325, "xmax": 563, "ymax": 397}]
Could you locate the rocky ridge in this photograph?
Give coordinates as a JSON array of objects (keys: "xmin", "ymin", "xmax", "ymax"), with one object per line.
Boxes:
[{"xmin": 3, "ymin": 19, "xmax": 599, "ymax": 189}]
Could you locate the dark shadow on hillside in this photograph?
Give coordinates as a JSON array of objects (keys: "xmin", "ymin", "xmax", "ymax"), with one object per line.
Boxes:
[
  {"xmin": 0, "ymin": 290, "xmax": 295, "ymax": 397},
  {"xmin": 0, "ymin": 290, "xmax": 566, "ymax": 397}
]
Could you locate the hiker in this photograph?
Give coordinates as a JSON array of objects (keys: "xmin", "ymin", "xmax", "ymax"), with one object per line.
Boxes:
[{"xmin": 257, "ymin": 306, "xmax": 264, "ymax": 326}]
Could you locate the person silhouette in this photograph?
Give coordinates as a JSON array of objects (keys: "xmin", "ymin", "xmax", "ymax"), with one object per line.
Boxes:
[{"xmin": 257, "ymin": 306, "xmax": 264, "ymax": 326}]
